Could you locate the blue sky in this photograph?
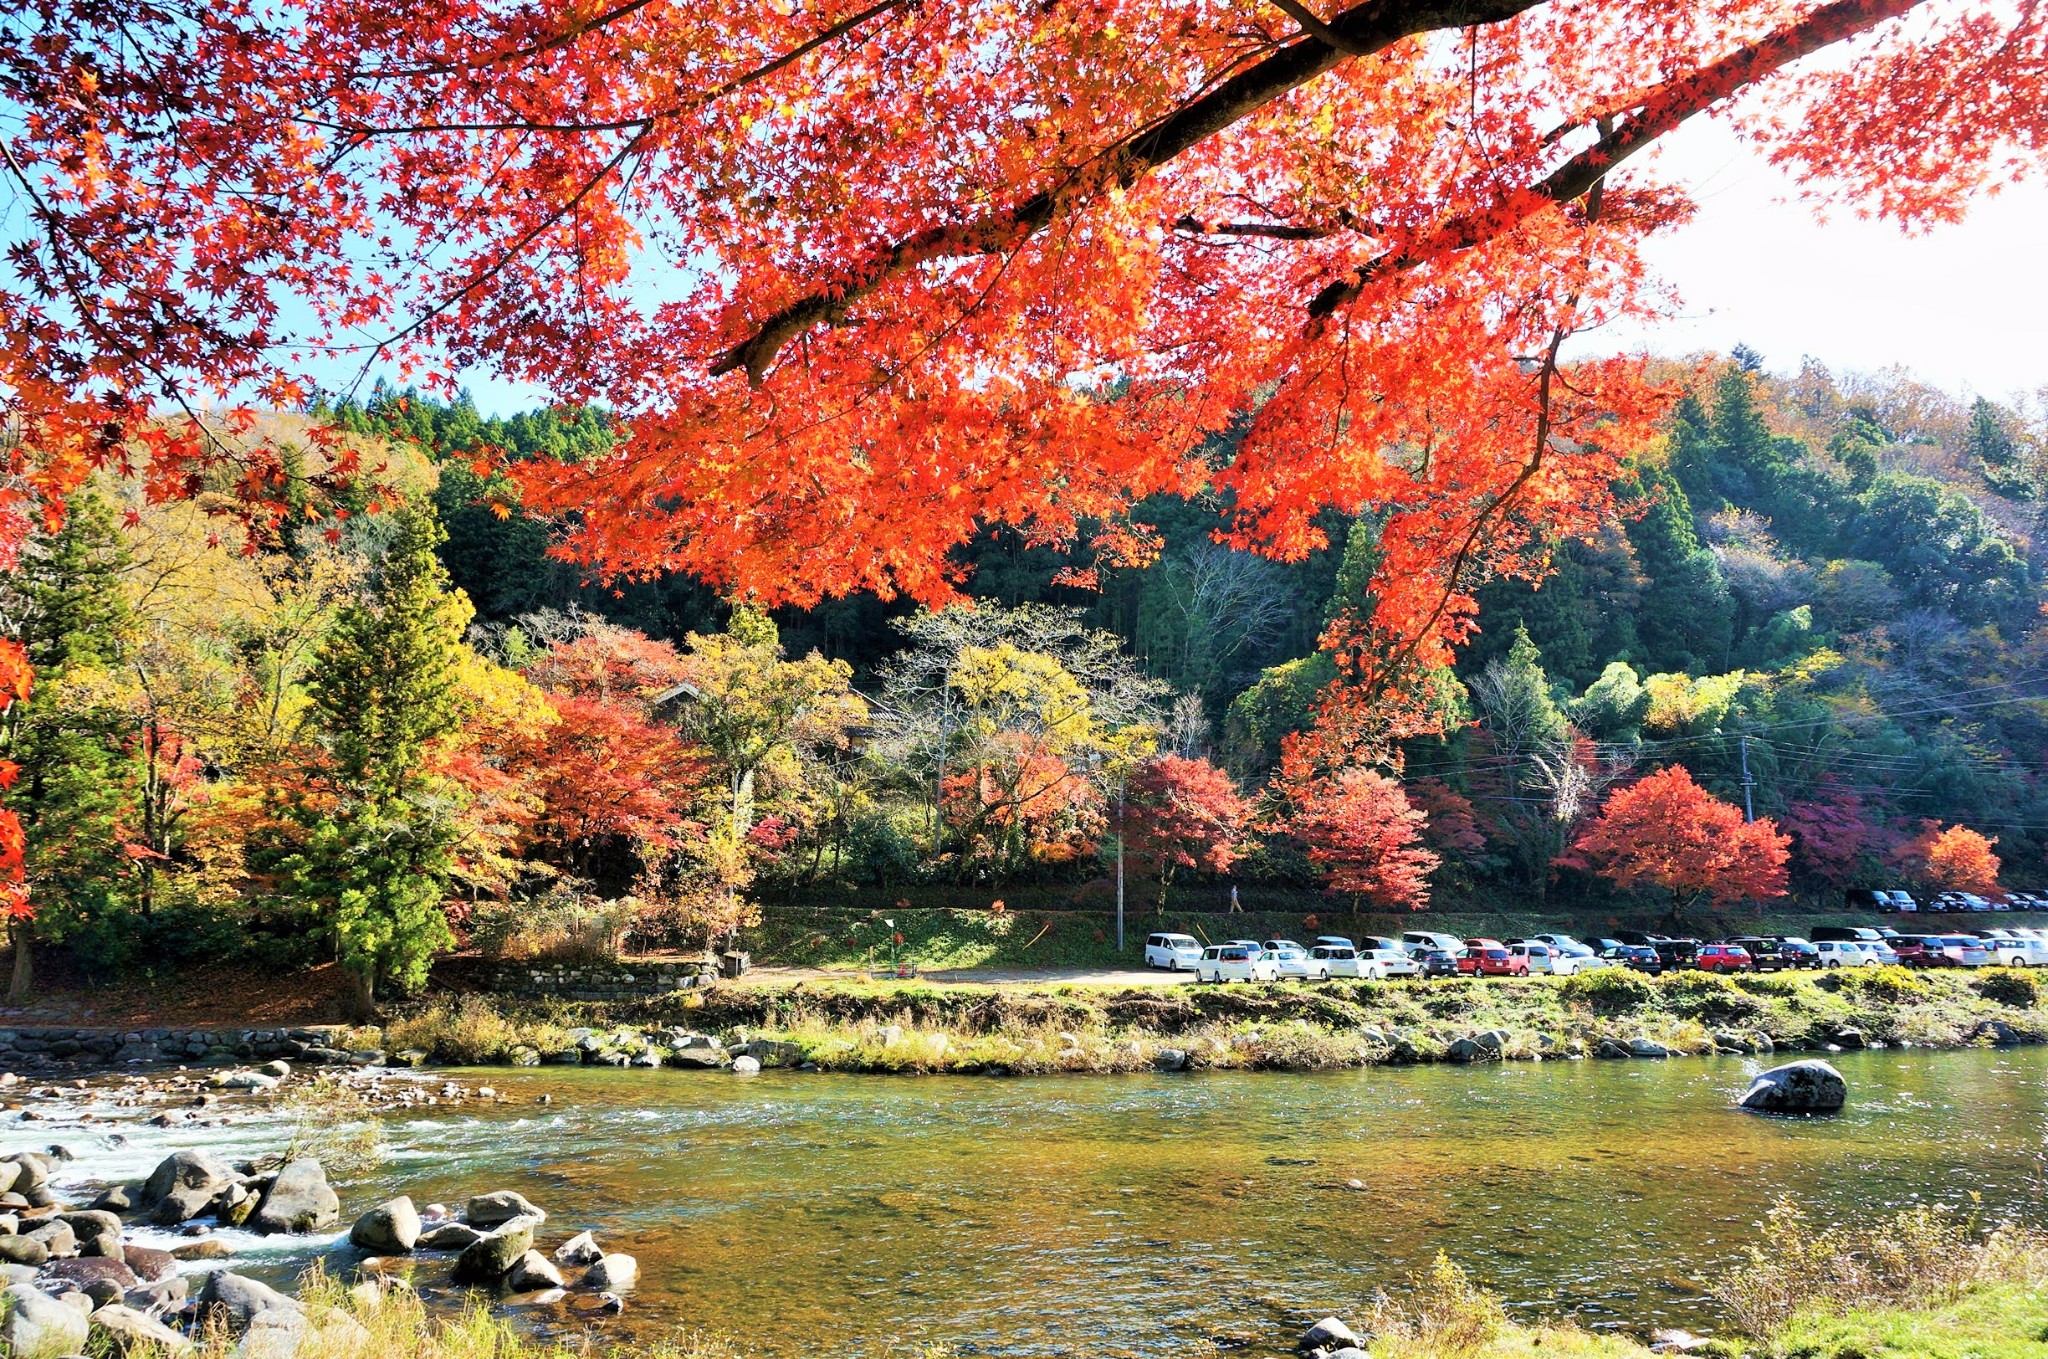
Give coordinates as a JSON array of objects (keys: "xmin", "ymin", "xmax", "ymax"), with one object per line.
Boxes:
[{"xmin": 423, "ymin": 119, "xmax": 2048, "ymax": 417}]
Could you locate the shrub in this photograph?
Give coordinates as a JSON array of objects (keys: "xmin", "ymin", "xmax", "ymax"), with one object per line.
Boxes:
[
  {"xmin": 1658, "ymin": 971, "xmax": 1767, "ymax": 1024},
  {"xmin": 1833, "ymin": 963, "xmax": 1930, "ymax": 1004},
  {"xmin": 1973, "ymin": 967, "xmax": 2040, "ymax": 1009},
  {"xmin": 1559, "ymin": 967, "xmax": 1658, "ymax": 1015},
  {"xmin": 1716, "ymin": 1200, "xmax": 2041, "ymax": 1339},
  {"xmin": 1366, "ymin": 1253, "xmax": 1506, "ymax": 1359},
  {"xmin": 384, "ymin": 996, "xmax": 562, "ymax": 1064},
  {"xmin": 280, "ymin": 1077, "xmax": 387, "ymax": 1184},
  {"xmin": 468, "ymin": 888, "xmax": 634, "ymax": 962}
]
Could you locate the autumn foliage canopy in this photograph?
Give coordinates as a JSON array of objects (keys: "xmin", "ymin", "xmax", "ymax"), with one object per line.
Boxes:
[
  {"xmin": 3, "ymin": 0, "xmax": 2044, "ymax": 907},
  {"xmin": 1570, "ymin": 766, "xmax": 1790, "ymax": 913}
]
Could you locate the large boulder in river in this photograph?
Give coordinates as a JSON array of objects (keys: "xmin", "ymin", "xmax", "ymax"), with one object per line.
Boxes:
[
  {"xmin": 91, "ymin": 1302, "xmax": 194, "ymax": 1354},
  {"xmin": 579, "ymin": 1253, "xmax": 638, "ymax": 1290},
  {"xmin": 123, "ymin": 1245, "xmax": 178, "ymax": 1283},
  {"xmin": 251, "ymin": 1158, "xmax": 339, "ymax": 1234},
  {"xmin": 419, "ymin": 1221, "xmax": 483, "ymax": 1251},
  {"xmin": 41, "ymin": 1255, "xmax": 137, "ymax": 1293},
  {"xmin": 1300, "ymin": 1317, "xmax": 1363, "ymax": 1351},
  {"xmin": 0, "ymin": 1234, "xmax": 47, "ymax": 1267},
  {"xmin": 1, "ymin": 1281, "xmax": 88, "ymax": 1354},
  {"xmin": 452, "ymin": 1216, "xmax": 536, "ymax": 1284},
  {"xmin": 1740, "ymin": 1059, "xmax": 1847, "ymax": 1114},
  {"xmin": 553, "ymin": 1231, "xmax": 604, "ymax": 1267},
  {"xmin": 506, "ymin": 1249, "xmax": 566, "ymax": 1291},
  {"xmin": 350, "ymin": 1196, "xmax": 422, "ymax": 1253},
  {"xmin": 58, "ymin": 1209, "xmax": 123, "ymax": 1259},
  {"xmin": 195, "ymin": 1270, "xmax": 302, "ymax": 1328},
  {"xmin": 467, "ymin": 1190, "xmax": 545, "ymax": 1229},
  {"xmin": 142, "ymin": 1149, "xmax": 234, "ymax": 1225}
]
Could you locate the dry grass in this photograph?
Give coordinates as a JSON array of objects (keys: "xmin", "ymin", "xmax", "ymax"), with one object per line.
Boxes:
[{"xmin": 1716, "ymin": 1200, "xmax": 2048, "ymax": 1339}]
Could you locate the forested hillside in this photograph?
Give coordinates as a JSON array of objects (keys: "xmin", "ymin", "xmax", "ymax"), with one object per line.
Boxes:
[{"xmin": 3, "ymin": 354, "xmax": 2044, "ymax": 998}]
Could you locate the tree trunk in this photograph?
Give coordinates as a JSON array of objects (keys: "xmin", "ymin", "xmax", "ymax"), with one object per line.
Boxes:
[
  {"xmin": 349, "ymin": 965, "xmax": 376, "ymax": 1023},
  {"xmin": 7, "ymin": 920, "xmax": 30, "ymax": 1005}
]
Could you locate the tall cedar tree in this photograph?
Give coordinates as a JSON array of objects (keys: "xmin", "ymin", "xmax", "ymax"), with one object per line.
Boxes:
[
  {"xmin": 1, "ymin": 490, "xmax": 139, "ymax": 999},
  {"xmin": 289, "ymin": 505, "xmax": 473, "ymax": 1012}
]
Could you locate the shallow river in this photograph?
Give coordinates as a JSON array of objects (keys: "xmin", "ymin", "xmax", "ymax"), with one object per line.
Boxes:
[{"xmin": 33, "ymin": 1046, "xmax": 2048, "ymax": 1356}]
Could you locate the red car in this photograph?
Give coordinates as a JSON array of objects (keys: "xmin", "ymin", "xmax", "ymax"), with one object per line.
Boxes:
[
  {"xmin": 1458, "ymin": 940, "xmax": 1528, "ymax": 977},
  {"xmin": 1696, "ymin": 943, "xmax": 1755, "ymax": 973}
]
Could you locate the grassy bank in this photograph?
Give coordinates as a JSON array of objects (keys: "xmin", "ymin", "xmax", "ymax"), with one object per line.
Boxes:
[
  {"xmin": 745, "ymin": 902, "xmax": 2048, "ymax": 972},
  {"xmin": 153, "ymin": 1206, "xmax": 2048, "ymax": 1359},
  {"xmin": 377, "ymin": 965, "xmax": 2046, "ymax": 1072}
]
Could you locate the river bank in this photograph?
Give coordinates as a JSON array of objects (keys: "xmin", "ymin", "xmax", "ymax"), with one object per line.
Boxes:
[{"xmin": 358, "ymin": 966, "xmax": 2045, "ymax": 1075}]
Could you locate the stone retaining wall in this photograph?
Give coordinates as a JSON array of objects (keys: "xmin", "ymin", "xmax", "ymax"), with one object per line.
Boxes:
[
  {"xmin": 0, "ymin": 1025, "xmax": 352, "ymax": 1073},
  {"xmin": 483, "ymin": 963, "xmax": 717, "ymax": 1002}
]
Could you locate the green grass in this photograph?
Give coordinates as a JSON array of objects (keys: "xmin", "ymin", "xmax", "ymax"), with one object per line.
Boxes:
[{"xmin": 1771, "ymin": 1284, "xmax": 2048, "ymax": 1359}]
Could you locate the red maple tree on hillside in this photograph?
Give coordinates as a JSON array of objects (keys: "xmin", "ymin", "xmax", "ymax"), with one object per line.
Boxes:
[
  {"xmin": 506, "ymin": 695, "xmax": 709, "ymax": 877},
  {"xmin": 1, "ymin": 0, "xmax": 2039, "ymax": 911},
  {"xmin": 1281, "ymin": 767, "xmax": 1440, "ymax": 911},
  {"xmin": 1897, "ymin": 821, "xmax": 2001, "ymax": 896},
  {"xmin": 1123, "ymin": 755, "xmax": 1254, "ymax": 911},
  {"xmin": 1568, "ymin": 766, "xmax": 1789, "ymax": 922}
]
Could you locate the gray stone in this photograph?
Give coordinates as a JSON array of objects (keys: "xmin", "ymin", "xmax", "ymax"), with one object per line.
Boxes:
[
  {"xmin": 196, "ymin": 1270, "xmax": 302, "ymax": 1327},
  {"xmin": 170, "ymin": 1239, "xmax": 235, "ymax": 1261},
  {"xmin": 88, "ymin": 1184, "xmax": 133, "ymax": 1213},
  {"xmin": 237, "ymin": 1307, "xmax": 306, "ymax": 1359},
  {"xmin": 213, "ymin": 1182, "xmax": 257, "ymax": 1228},
  {"xmin": 466, "ymin": 1190, "xmax": 545, "ymax": 1229},
  {"xmin": 418, "ymin": 1222, "xmax": 483, "ymax": 1251},
  {"xmin": 90, "ymin": 1302, "xmax": 194, "ymax": 1354},
  {"xmin": 506, "ymin": 1249, "xmax": 565, "ymax": 1291},
  {"xmin": 257, "ymin": 1059, "xmax": 292, "ymax": 1080},
  {"xmin": 124, "ymin": 1272, "xmax": 190, "ymax": 1315},
  {"xmin": 730, "ymin": 1055, "xmax": 761, "ymax": 1076},
  {"xmin": 1629, "ymin": 1037, "xmax": 1673, "ymax": 1058},
  {"xmin": 58, "ymin": 1210, "xmax": 122, "ymax": 1259},
  {"xmin": 1712, "ymin": 1030, "xmax": 1755, "ymax": 1054},
  {"xmin": 1740, "ymin": 1059, "xmax": 1848, "ymax": 1114},
  {"xmin": 0, "ymin": 1281, "xmax": 88, "ymax": 1355},
  {"xmin": 579, "ymin": 1253, "xmax": 638, "ymax": 1290},
  {"xmin": 452, "ymin": 1217, "xmax": 536, "ymax": 1283},
  {"xmin": 667, "ymin": 1048, "xmax": 725, "ymax": 1069},
  {"xmin": 1301, "ymin": 1317, "xmax": 1363, "ymax": 1351},
  {"xmin": 251, "ymin": 1159, "xmax": 339, "ymax": 1234},
  {"xmin": 350, "ymin": 1196, "xmax": 422, "ymax": 1253},
  {"xmin": 737, "ymin": 1039, "xmax": 803, "ymax": 1069},
  {"xmin": 1833, "ymin": 1028, "xmax": 1867, "ymax": 1050},
  {"xmin": 553, "ymin": 1231, "xmax": 603, "ymax": 1267},
  {"xmin": 142, "ymin": 1150, "xmax": 233, "ymax": 1225},
  {"xmin": 23, "ymin": 1219, "xmax": 75, "ymax": 1256},
  {"xmin": 1594, "ymin": 1039, "xmax": 1632, "ymax": 1059},
  {"xmin": 0, "ymin": 1233, "xmax": 47, "ymax": 1266},
  {"xmin": 1152, "ymin": 1048, "xmax": 1189, "ymax": 1072}
]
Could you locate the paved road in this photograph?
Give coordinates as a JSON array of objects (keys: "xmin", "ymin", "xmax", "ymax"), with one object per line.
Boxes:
[{"xmin": 738, "ymin": 965, "xmax": 1196, "ymax": 988}]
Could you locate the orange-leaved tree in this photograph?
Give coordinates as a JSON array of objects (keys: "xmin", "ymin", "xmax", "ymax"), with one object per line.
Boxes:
[
  {"xmin": 1902, "ymin": 822, "xmax": 2001, "ymax": 897},
  {"xmin": 1124, "ymin": 755, "xmax": 1254, "ymax": 911},
  {"xmin": 1279, "ymin": 765, "xmax": 1439, "ymax": 911},
  {"xmin": 3, "ymin": 0, "xmax": 2042, "ymax": 912},
  {"xmin": 1569, "ymin": 766, "xmax": 1789, "ymax": 922}
]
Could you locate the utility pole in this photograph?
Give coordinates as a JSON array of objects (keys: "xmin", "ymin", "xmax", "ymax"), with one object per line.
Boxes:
[{"xmin": 1739, "ymin": 734, "xmax": 1756, "ymax": 823}]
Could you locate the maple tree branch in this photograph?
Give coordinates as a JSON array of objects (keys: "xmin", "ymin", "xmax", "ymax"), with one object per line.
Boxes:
[
  {"xmin": 1306, "ymin": 0, "xmax": 1929, "ymax": 323},
  {"xmin": 1264, "ymin": 0, "xmax": 1375, "ymax": 55},
  {"xmin": 711, "ymin": 0, "xmax": 1548, "ymax": 383},
  {"xmin": 1171, "ymin": 214, "xmax": 1340, "ymax": 240}
]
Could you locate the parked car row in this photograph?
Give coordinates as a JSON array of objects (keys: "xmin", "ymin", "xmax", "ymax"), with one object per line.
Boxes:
[
  {"xmin": 1845, "ymin": 888, "xmax": 2048, "ymax": 913},
  {"xmin": 1145, "ymin": 920, "xmax": 2048, "ymax": 984}
]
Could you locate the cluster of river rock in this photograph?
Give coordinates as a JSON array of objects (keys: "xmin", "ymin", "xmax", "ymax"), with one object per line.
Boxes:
[{"xmin": 0, "ymin": 1069, "xmax": 637, "ymax": 1355}]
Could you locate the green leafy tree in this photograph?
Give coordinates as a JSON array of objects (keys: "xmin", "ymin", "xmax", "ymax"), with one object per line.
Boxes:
[
  {"xmin": 1624, "ymin": 463, "xmax": 1734, "ymax": 673},
  {"xmin": 0, "ymin": 490, "xmax": 143, "ymax": 998},
  {"xmin": 288, "ymin": 505, "xmax": 472, "ymax": 1012}
]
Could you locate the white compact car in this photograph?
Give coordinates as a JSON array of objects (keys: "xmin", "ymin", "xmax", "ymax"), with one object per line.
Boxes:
[
  {"xmin": 1357, "ymin": 947, "xmax": 1420, "ymax": 980},
  {"xmin": 1402, "ymin": 930, "xmax": 1466, "ymax": 957},
  {"xmin": 1197, "ymin": 945, "xmax": 1280, "ymax": 983},
  {"xmin": 1977, "ymin": 931, "xmax": 2048, "ymax": 966},
  {"xmin": 1307, "ymin": 944, "xmax": 1366, "ymax": 979},
  {"xmin": 1814, "ymin": 940, "xmax": 1875, "ymax": 967},
  {"xmin": 1261, "ymin": 940, "xmax": 1315, "ymax": 979},
  {"xmin": 1143, "ymin": 933, "xmax": 1203, "ymax": 971}
]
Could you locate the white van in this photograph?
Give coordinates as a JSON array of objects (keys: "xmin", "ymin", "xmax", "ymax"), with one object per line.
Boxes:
[
  {"xmin": 1403, "ymin": 931, "xmax": 1464, "ymax": 957},
  {"xmin": 1144, "ymin": 933, "xmax": 1202, "ymax": 971},
  {"xmin": 1197, "ymin": 945, "xmax": 1280, "ymax": 984}
]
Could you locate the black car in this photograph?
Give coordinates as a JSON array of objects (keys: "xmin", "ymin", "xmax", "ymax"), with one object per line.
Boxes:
[
  {"xmin": 1728, "ymin": 936, "xmax": 1796, "ymax": 971},
  {"xmin": 1419, "ymin": 949, "xmax": 1461, "ymax": 977},
  {"xmin": 1613, "ymin": 930, "xmax": 1699, "ymax": 968},
  {"xmin": 1599, "ymin": 943, "xmax": 1662, "ymax": 973},
  {"xmin": 1771, "ymin": 936, "xmax": 1823, "ymax": 969}
]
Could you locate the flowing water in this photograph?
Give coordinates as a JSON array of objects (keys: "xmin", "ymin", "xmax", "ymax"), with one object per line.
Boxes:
[{"xmin": 33, "ymin": 1047, "xmax": 2048, "ymax": 1356}]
